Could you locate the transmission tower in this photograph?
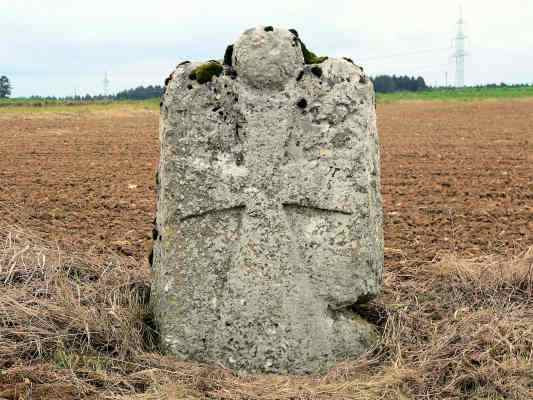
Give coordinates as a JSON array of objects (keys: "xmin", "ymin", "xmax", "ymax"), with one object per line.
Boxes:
[
  {"xmin": 453, "ymin": 7, "xmax": 467, "ymax": 87},
  {"xmin": 103, "ymin": 72, "xmax": 110, "ymax": 98}
]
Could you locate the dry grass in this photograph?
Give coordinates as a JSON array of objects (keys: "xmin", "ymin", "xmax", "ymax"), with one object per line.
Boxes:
[{"xmin": 1, "ymin": 224, "xmax": 532, "ymax": 399}]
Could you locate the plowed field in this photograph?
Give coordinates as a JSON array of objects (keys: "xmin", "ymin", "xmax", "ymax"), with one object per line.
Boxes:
[{"xmin": 1, "ymin": 100, "xmax": 532, "ymax": 268}]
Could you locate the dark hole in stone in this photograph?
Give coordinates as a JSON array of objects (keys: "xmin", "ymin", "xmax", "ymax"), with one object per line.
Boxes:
[
  {"xmin": 152, "ymin": 226, "xmax": 158, "ymax": 241},
  {"xmin": 159, "ymin": 101, "xmax": 163, "ymax": 108},
  {"xmin": 218, "ymin": 111, "xmax": 224, "ymax": 117},
  {"xmin": 264, "ymin": 26, "xmax": 274, "ymax": 32},
  {"xmin": 212, "ymin": 105, "xmax": 221, "ymax": 112},
  {"xmin": 289, "ymin": 28, "xmax": 299, "ymax": 38},
  {"xmin": 178, "ymin": 60, "xmax": 190, "ymax": 66},
  {"xmin": 296, "ymin": 70, "xmax": 304, "ymax": 81},
  {"xmin": 235, "ymin": 124, "xmax": 241, "ymax": 142},
  {"xmin": 297, "ymin": 98, "xmax": 308, "ymax": 109},
  {"xmin": 359, "ymin": 75, "xmax": 368, "ymax": 84},
  {"xmin": 350, "ymin": 301, "xmax": 388, "ymax": 327},
  {"xmin": 342, "ymin": 57, "xmax": 354, "ymax": 64},
  {"xmin": 235, "ymin": 152, "xmax": 244, "ymax": 166},
  {"xmin": 227, "ymin": 68, "xmax": 238, "ymax": 80},
  {"xmin": 224, "ymin": 45, "xmax": 234, "ymax": 66},
  {"xmin": 296, "ymin": 140, "xmax": 301, "ymax": 146},
  {"xmin": 164, "ymin": 75, "xmax": 172, "ymax": 87},
  {"xmin": 148, "ymin": 248, "xmax": 154, "ymax": 267},
  {"xmin": 311, "ymin": 66, "xmax": 322, "ymax": 78},
  {"xmin": 187, "ymin": 84, "xmax": 193, "ymax": 90},
  {"xmin": 189, "ymin": 71, "xmax": 197, "ymax": 80}
]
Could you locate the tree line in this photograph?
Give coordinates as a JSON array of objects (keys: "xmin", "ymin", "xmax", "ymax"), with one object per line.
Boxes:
[
  {"xmin": 0, "ymin": 75, "xmax": 164, "ymax": 101},
  {"xmin": 60, "ymin": 85, "xmax": 164, "ymax": 101},
  {"xmin": 115, "ymin": 85, "xmax": 164, "ymax": 100},
  {"xmin": 3, "ymin": 73, "xmax": 533, "ymax": 100},
  {"xmin": 371, "ymin": 75, "xmax": 427, "ymax": 93}
]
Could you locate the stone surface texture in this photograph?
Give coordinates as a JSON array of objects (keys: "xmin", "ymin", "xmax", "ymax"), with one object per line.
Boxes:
[{"xmin": 152, "ymin": 26, "xmax": 383, "ymax": 374}]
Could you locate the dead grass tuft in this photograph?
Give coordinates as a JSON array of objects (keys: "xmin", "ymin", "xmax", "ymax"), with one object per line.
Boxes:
[
  {"xmin": 1, "ymin": 224, "xmax": 531, "ymax": 399},
  {"xmin": 428, "ymin": 249, "xmax": 533, "ymax": 306}
]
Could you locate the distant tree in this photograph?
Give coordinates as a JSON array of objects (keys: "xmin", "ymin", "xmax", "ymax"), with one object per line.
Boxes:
[
  {"xmin": 373, "ymin": 75, "xmax": 396, "ymax": 93},
  {"xmin": 415, "ymin": 76, "xmax": 427, "ymax": 91},
  {"xmin": 0, "ymin": 75, "xmax": 12, "ymax": 98}
]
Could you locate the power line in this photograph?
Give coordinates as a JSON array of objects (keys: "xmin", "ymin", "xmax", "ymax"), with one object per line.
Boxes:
[
  {"xmin": 103, "ymin": 72, "xmax": 110, "ymax": 98},
  {"xmin": 453, "ymin": 6, "xmax": 467, "ymax": 87},
  {"xmin": 359, "ymin": 47, "xmax": 452, "ymax": 62}
]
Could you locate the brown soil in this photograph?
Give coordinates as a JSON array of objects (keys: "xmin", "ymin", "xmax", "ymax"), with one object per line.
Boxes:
[
  {"xmin": 1, "ymin": 100, "xmax": 532, "ymax": 400},
  {"xmin": 1, "ymin": 100, "xmax": 532, "ymax": 266}
]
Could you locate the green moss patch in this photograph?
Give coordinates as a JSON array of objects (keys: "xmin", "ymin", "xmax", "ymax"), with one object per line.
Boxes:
[
  {"xmin": 191, "ymin": 61, "xmax": 223, "ymax": 84},
  {"xmin": 299, "ymin": 40, "xmax": 328, "ymax": 65}
]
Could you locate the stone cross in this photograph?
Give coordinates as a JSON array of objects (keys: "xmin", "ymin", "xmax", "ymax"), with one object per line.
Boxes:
[{"xmin": 151, "ymin": 26, "xmax": 383, "ymax": 374}]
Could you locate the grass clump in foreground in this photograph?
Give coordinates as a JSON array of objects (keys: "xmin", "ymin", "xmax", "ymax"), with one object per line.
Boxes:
[{"xmin": 1, "ymin": 223, "xmax": 532, "ymax": 399}]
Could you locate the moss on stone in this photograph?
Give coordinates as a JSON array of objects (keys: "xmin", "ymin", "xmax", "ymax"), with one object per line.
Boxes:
[
  {"xmin": 299, "ymin": 40, "xmax": 328, "ymax": 65},
  {"xmin": 191, "ymin": 61, "xmax": 223, "ymax": 84}
]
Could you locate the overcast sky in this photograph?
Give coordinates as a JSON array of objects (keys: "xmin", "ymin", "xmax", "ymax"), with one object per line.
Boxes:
[{"xmin": 2, "ymin": 0, "xmax": 532, "ymax": 97}]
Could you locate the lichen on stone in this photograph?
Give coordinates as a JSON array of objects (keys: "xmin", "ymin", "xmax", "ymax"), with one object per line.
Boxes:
[{"xmin": 190, "ymin": 61, "xmax": 223, "ymax": 84}]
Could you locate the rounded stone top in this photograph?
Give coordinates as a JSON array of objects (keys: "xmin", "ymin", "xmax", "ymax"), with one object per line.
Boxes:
[{"xmin": 233, "ymin": 26, "xmax": 304, "ymax": 89}]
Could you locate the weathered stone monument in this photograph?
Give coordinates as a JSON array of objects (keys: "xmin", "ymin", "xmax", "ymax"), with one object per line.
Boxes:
[{"xmin": 151, "ymin": 26, "xmax": 383, "ymax": 374}]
